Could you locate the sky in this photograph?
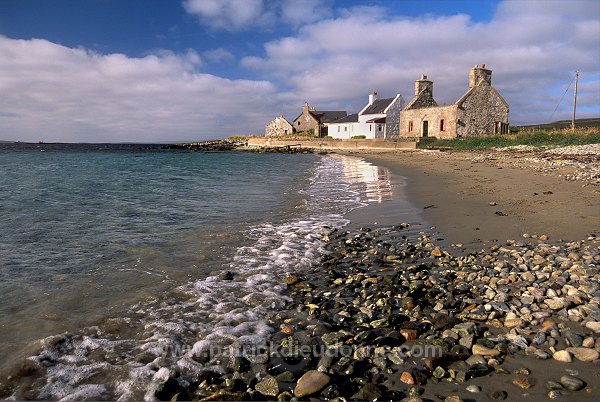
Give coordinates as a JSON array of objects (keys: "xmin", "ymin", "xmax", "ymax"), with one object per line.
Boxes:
[{"xmin": 0, "ymin": 0, "xmax": 599, "ymax": 143}]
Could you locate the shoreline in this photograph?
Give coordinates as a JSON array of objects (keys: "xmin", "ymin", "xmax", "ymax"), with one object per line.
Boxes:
[{"xmin": 178, "ymin": 149, "xmax": 599, "ymax": 402}]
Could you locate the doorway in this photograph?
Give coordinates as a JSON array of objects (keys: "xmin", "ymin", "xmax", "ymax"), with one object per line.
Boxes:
[{"xmin": 422, "ymin": 120, "xmax": 429, "ymax": 137}]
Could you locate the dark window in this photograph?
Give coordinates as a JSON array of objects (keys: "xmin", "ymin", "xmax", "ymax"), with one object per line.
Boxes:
[
  {"xmin": 409, "ymin": 121, "xmax": 413, "ymax": 132},
  {"xmin": 440, "ymin": 119, "xmax": 445, "ymax": 131}
]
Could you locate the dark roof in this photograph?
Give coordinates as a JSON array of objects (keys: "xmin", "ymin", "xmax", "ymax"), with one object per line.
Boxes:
[
  {"xmin": 366, "ymin": 117, "xmax": 386, "ymax": 123},
  {"xmin": 311, "ymin": 110, "xmax": 347, "ymax": 123},
  {"xmin": 330, "ymin": 113, "xmax": 359, "ymax": 124},
  {"xmin": 361, "ymin": 97, "xmax": 396, "ymax": 115}
]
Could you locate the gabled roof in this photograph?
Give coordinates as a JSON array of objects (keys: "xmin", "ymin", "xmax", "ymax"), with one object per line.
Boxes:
[
  {"xmin": 330, "ymin": 113, "xmax": 359, "ymax": 124},
  {"xmin": 361, "ymin": 98, "xmax": 396, "ymax": 115},
  {"xmin": 292, "ymin": 110, "xmax": 347, "ymax": 124},
  {"xmin": 455, "ymin": 81, "xmax": 509, "ymax": 109},
  {"xmin": 403, "ymin": 89, "xmax": 438, "ymax": 110},
  {"xmin": 311, "ymin": 110, "xmax": 347, "ymax": 123}
]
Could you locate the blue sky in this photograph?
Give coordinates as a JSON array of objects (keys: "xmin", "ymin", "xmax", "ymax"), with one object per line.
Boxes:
[{"xmin": 0, "ymin": 0, "xmax": 598, "ymax": 142}]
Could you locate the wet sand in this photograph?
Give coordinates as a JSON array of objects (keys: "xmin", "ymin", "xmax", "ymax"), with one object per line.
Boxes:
[{"xmin": 346, "ymin": 149, "xmax": 599, "ymax": 249}]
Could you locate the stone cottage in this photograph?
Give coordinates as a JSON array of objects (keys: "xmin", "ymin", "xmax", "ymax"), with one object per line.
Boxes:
[
  {"xmin": 329, "ymin": 92, "xmax": 405, "ymax": 139},
  {"xmin": 292, "ymin": 102, "xmax": 347, "ymax": 137},
  {"xmin": 399, "ymin": 65, "xmax": 509, "ymax": 139},
  {"xmin": 265, "ymin": 115, "xmax": 293, "ymax": 137}
]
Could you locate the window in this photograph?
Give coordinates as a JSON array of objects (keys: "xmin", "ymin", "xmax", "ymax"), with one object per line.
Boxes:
[
  {"xmin": 344, "ymin": 126, "xmax": 347, "ymax": 132},
  {"xmin": 440, "ymin": 119, "xmax": 445, "ymax": 131},
  {"xmin": 337, "ymin": 126, "xmax": 340, "ymax": 132},
  {"xmin": 378, "ymin": 125, "xmax": 383, "ymax": 132},
  {"xmin": 297, "ymin": 121, "xmax": 301, "ymax": 126},
  {"xmin": 409, "ymin": 121, "xmax": 413, "ymax": 132}
]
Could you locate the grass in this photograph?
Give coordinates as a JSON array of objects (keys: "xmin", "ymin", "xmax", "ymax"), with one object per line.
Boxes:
[{"xmin": 418, "ymin": 127, "xmax": 600, "ymax": 150}]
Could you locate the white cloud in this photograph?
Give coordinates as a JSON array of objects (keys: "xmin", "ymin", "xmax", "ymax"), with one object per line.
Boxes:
[
  {"xmin": 242, "ymin": 0, "xmax": 600, "ymax": 125},
  {"xmin": 0, "ymin": 36, "xmax": 278, "ymax": 142},
  {"xmin": 182, "ymin": 0, "xmax": 272, "ymax": 31},
  {"xmin": 182, "ymin": 0, "xmax": 334, "ymax": 31},
  {"xmin": 203, "ymin": 47, "xmax": 235, "ymax": 63}
]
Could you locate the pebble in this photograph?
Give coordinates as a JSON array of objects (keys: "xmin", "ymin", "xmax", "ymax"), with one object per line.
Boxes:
[
  {"xmin": 472, "ymin": 344, "xmax": 500, "ymax": 357},
  {"xmin": 513, "ymin": 377, "xmax": 534, "ymax": 389},
  {"xmin": 585, "ymin": 321, "xmax": 600, "ymax": 332},
  {"xmin": 565, "ymin": 347, "xmax": 599, "ymax": 362},
  {"xmin": 254, "ymin": 376, "xmax": 279, "ymax": 397},
  {"xmin": 560, "ymin": 375, "xmax": 586, "ymax": 391},
  {"xmin": 294, "ymin": 370, "xmax": 330, "ymax": 398},
  {"xmin": 401, "ymin": 371, "xmax": 415, "ymax": 385},
  {"xmin": 466, "ymin": 384, "xmax": 481, "ymax": 393},
  {"xmin": 552, "ymin": 350, "xmax": 573, "ymax": 363}
]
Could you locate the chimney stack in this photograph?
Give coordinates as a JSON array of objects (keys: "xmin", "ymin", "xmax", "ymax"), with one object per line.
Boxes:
[
  {"xmin": 414, "ymin": 74, "xmax": 433, "ymax": 97},
  {"xmin": 469, "ymin": 64, "xmax": 492, "ymax": 88},
  {"xmin": 368, "ymin": 91, "xmax": 379, "ymax": 105}
]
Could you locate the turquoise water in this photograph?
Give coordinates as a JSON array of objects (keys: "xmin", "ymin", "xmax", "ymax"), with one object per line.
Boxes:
[
  {"xmin": 0, "ymin": 151, "xmax": 313, "ymax": 350},
  {"xmin": 0, "ymin": 147, "xmax": 397, "ymax": 400}
]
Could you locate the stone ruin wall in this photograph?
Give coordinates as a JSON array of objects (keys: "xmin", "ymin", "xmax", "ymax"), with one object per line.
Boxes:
[
  {"xmin": 456, "ymin": 86, "xmax": 509, "ymax": 137},
  {"xmin": 294, "ymin": 112, "xmax": 319, "ymax": 135},
  {"xmin": 265, "ymin": 117, "xmax": 293, "ymax": 137},
  {"xmin": 399, "ymin": 105, "xmax": 458, "ymax": 139}
]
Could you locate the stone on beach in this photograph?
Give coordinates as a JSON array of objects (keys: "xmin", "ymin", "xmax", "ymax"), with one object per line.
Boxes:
[
  {"xmin": 472, "ymin": 344, "xmax": 500, "ymax": 357},
  {"xmin": 552, "ymin": 350, "xmax": 573, "ymax": 363},
  {"xmin": 585, "ymin": 321, "xmax": 600, "ymax": 333},
  {"xmin": 254, "ymin": 376, "xmax": 279, "ymax": 397},
  {"xmin": 565, "ymin": 347, "xmax": 599, "ymax": 362},
  {"xmin": 294, "ymin": 370, "xmax": 330, "ymax": 398},
  {"xmin": 560, "ymin": 375, "xmax": 586, "ymax": 391}
]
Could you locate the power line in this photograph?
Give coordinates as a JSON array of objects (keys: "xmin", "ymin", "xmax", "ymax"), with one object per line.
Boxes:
[{"xmin": 550, "ymin": 77, "xmax": 572, "ymax": 122}]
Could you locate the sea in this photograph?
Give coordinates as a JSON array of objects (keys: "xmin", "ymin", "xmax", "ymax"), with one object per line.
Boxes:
[{"xmin": 0, "ymin": 143, "xmax": 416, "ymax": 400}]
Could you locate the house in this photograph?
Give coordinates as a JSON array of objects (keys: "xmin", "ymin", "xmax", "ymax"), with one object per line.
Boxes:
[
  {"xmin": 328, "ymin": 92, "xmax": 405, "ymax": 139},
  {"xmin": 399, "ymin": 65, "xmax": 509, "ymax": 139},
  {"xmin": 265, "ymin": 115, "xmax": 293, "ymax": 137},
  {"xmin": 326, "ymin": 113, "xmax": 358, "ymax": 139},
  {"xmin": 292, "ymin": 102, "xmax": 347, "ymax": 137}
]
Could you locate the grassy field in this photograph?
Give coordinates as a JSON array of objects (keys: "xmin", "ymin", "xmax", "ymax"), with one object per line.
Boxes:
[{"xmin": 419, "ymin": 126, "xmax": 600, "ymax": 150}]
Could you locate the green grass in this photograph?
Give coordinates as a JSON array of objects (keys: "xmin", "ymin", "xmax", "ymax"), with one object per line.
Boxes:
[{"xmin": 418, "ymin": 127, "xmax": 600, "ymax": 150}]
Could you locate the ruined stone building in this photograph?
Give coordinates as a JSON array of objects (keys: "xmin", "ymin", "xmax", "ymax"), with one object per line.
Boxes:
[
  {"xmin": 399, "ymin": 65, "xmax": 509, "ymax": 139},
  {"xmin": 265, "ymin": 115, "xmax": 293, "ymax": 137},
  {"xmin": 292, "ymin": 103, "xmax": 347, "ymax": 137}
]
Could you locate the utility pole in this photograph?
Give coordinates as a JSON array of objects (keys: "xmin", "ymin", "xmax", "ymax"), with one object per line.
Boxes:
[{"xmin": 572, "ymin": 71, "xmax": 579, "ymax": 131}]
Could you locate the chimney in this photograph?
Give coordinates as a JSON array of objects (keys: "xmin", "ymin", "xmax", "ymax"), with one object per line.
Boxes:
[
  {"xmin": 302, "ymin": 102, "xmax": 309, "ymax": 114},
  {"xmin": 414, "ymin": 74, "xmax": 433, "ymax": 97},
  {"xmin": 368, "ymin": 91, "xmax": 379, "ymax": 105},
  {"xmin": 469, "ymin": 64, "xmax": 492, "ymax": 88}
]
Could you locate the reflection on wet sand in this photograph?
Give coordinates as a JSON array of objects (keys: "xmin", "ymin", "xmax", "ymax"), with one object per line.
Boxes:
[{"xmin": 333, "ymin": 154, "xmax": 393, "ymax": 203}]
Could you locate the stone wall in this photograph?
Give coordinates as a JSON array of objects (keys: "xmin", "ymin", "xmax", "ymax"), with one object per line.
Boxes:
[
  {"xmin": 456, "ymin": 85, "xmax": 509, "ymax": 137},
  {"xmin": 384, "ymin": 98, "xmax": 404, "ymax": 139},
  {"xmin": 293, "ymin": 109, "xmax": 319, "ymax": 135},
  {"xmin": 265, "ymin": 116, "xmax": 293, "ymax": 137},
  {"xmin": 247, "ymin": 138, "xmax": 417, "ymax": 151},
  {"xmin": 399, "ymin": 105, "xmax": 458, "ymax": 139}
]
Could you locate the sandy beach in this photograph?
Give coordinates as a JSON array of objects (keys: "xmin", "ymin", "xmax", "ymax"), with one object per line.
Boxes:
[{"xmin": 348, "ymin": 149, "xmax": 599, "ymax": 250}]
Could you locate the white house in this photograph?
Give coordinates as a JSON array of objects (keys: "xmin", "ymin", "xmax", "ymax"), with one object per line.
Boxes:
[{"xmin": 329, "ymin": 92, "xmax": 405, "ymax": 139}]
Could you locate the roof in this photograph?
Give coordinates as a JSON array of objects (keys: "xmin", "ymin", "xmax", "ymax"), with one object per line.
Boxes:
[
  {"xmin": 455, "ymin": 82, "xmax": 509, "ymax": 109},
  {"xmin": 311, "ymin": 110, "xmax": 347, "ymax": 123},
  {"xmin": 330, "ymin": 113, "xmax": 359, "ymax": 124},
  {"xmin": 361, "ymin": 98, "xmax": 396, "ymax": 115},
  {"xmin": 366, "ymin": 117, "xmax": 386, "ymax": 123}
]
